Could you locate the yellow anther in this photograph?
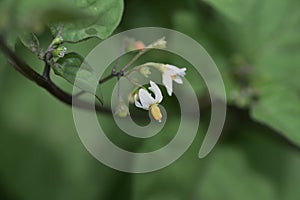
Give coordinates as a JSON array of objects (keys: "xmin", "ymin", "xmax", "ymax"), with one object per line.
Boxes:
[{"xmin": 150, "ymin": 104, "xmax": 162, "ymax": 122}]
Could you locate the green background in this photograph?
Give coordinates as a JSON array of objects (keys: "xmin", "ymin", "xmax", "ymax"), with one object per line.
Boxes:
[{"xmin": 1, "ymin": 0, "xmax": 300, "ymax": 199}]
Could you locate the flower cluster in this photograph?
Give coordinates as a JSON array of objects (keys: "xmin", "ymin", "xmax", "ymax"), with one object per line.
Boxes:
[
  {"xmin": 115, "ymin": 37, "xmax": 187, "ymax": 122},
  {"xmin": 134, "ymin": 81, "xmax": 163, "ymax": 122},
  {"xmin": 159, "ymin": 64, "xmax": 186, "ymax": 96},
  {"xmin": 51, "ymin": 36, "xmax": 67, "ymax": 58},
  {"xmin": 132, "ymin": 64, "xmax": 186, "ymax": 122}
]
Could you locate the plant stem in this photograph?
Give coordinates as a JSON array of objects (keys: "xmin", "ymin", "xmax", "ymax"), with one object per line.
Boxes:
[
  {"xmin": 99, "ymin": 72, "xmax": 118, "ymax": 84},
  {"xmin": 117, "ymin": 75, "xmax": 122, "ymax": 101},
  {"xmin": 0, "ymin": 36, "xmax": 110, "ymax": 113},
  {"xmin": 43, "ymin": 62, "xmax": 51, "ymax": 79},
  {"xmin": 120, "ymin": 48, "xmax": 149, "ymax": 73},
  {"xmin": 124, "ymin": 75, "xmax": 144, "ymax": 88}
]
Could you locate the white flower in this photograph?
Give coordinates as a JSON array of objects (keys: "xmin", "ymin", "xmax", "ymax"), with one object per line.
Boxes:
[
  {"xmin": 134, "ymin": 81, "xmax": 163, "ymax": 122},
  {"xmin": 161, "ymin": 64, "xmax": 186, "ymax": 96}
]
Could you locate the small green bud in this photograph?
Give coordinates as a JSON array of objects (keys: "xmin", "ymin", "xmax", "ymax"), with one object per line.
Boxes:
[
  {"xmin": 51, "ymin": 36, "xmax": 64, "ymax": 48},
  {"xmin": 52, "ymin": 46, "xmax": 67, "ymax": 58},
  {"xmin": 115, "ymin": 100, "xmax": 130, "ymax": 118},
  {"xmin": 139, "ymin": 66, "xmax": 151, "ymax": 78}
]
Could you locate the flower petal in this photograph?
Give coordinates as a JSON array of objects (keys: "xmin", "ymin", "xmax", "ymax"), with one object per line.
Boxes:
[
  {"xmin": 174, "ymin": 76, "xmax": 183, "ymax": 84},
  {"xmin": 139, "ymin": 88, "xmax": 155, "ymax": 109},
  {"xmin": 149, "ymin": 81, "xmax": 163, "ymax": 103},
  {"xmin": 165, "ymin": 64, "xmax": 178, "ymax": 71},
  {"xmin": 165, "ymin": 64, "xmax": 186, "ymax": 77},
  {"xmin": 134, "ymin": 94, "xmax": 143, "ymax": 109},
  {"xmin": 162, "ymin": 71, "xmax": 173, "ymax": 96},
  {"xmin": 178, "ymin": 68, "xmax": 186, "ymax": 77}
]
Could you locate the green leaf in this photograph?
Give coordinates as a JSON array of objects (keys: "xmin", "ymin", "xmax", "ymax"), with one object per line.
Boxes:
[
  {"xmin": 19, "ymin": 33, "xmax": 40, "ymax": 55},
  {"xmin": 0, "ymin": 0, "xmax": 86, "ymax": 32},
  {"xmin": 203, "ymin": 0, "xmax": 300, "ymax": 145},
  {"xmin": 53, "ymin": 52, "xmax": 103, "ymax": 103},
  {"xmin": 0, "ymin": 0, "xmax": 89, "ymax": 48},
  {"xmin": 50, "ymin": 0, "xmax": 124, "ymax": 42},
  {"xmin": 251, "ymin": 85, "xmax": 300, "ymax": 146},
  {"xmin": 202, "ymin": 0, "xmax": 300, "ymax": 89}
]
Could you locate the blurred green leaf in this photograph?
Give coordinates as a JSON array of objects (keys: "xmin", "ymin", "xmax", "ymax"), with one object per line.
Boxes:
[
  {"xmin": 203, "ymin": 0, "xmax": 300, "ymax": 145},
  {"xmin": 0, "ymin": 0, "xmax": 124, "ymax": 46},
  {"xmin": 251, "ymin": 85, "xmax": 300, "ymax": 146},
  {"xmin": 53, "ymin": 52, "xmax": 103, "ymax": 103},
  {"xmin": 202, "ymin": 0, "xmax": 300, "ymax": 87},
  {"xmin": 50, "ymin": 0, "xmax": 124, "ymax": 42},
  {"xmin": 19, "ymin": 33, "xmax": 40, "ymax": 55},
  {"xmin": 207, "ymin": 0, "xmax": 300, "ymax": 83},
  {"xmin": 0, "ymin": 0, "xmax": 87, "ymax": 49},
  {"xmin": 0, "ymin": 0, "xmax": 85, "ymax": 32}
]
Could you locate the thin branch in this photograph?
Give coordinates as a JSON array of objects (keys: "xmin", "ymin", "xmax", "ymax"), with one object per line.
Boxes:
[
  {"xmin": 120, "ymin": 48, "xmax": 149, "ymax": 73},
  {"xmin": 43, "ymin": 62, "xmax": 51, "ymax": 79},
  {"xmin": 0, "ymin": 36, "xmax": 110, "ymax": 113},
  {"xmin": 99, "ymin": 72, "xmax": 118, "ymax": 84},
  {"xmin": 117, "ymin": 75, "xmax": 122, "ymax": 101},
  {"xmin": 124, "ymin": 75, "xmax": 144, "ymax": 88},
  {"xmin": 0, "ymin": 35, "xmax": 214, "ymax": 120},
  {"xmin": 119, "ymin": 37, "xmax": 166, "ymax": 73}
]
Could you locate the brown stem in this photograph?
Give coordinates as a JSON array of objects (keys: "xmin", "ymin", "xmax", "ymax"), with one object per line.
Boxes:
[{"xmin": 0, "ymin": 36, "xmax": 111, "ymax": 113}]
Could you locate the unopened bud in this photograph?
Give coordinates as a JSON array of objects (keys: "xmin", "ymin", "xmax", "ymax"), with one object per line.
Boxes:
[
  {"xmin": 139, "ymin": 66, "xmax": 151, "ymax": 78},
  {"xmin": 51, "ymin": 36, "xmax": 64, "ymax": 48},
  {"xmin": 134, "ymin": 41, "xmax": 145, "ymax": 50},
  {"xmin": 125, "ymin": 38, "xmax": 146, "ymax": 52},
  {"xmin": 141, "ymin": 62, "xmax": 164, "ymax": 72},
  {"xmin": 115, "ymin": 100, "xmax": 130, "ymax": 118},
  {"xmin": 128, "ymin": 89, "xmax": 139, "ymax": 104},
  {"xmin": 52, "ymin": 46, "xmax": 67, "ymax": 58},
  {"xmin": 148, "ymin": 37, "xmax": 167, "ymax": 49}
]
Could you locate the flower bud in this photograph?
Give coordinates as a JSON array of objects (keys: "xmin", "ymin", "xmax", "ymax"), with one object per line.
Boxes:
[
  {"xmin": 51, "ymin": 36, "xmax": 64, "ymax": 48},
  {"xmin": 141, "ymin": 62, "xmax": 164, "ymax": 72},
  {"xmin": 128, "ymin": 89, "xmax": 138, "ymax": 104},
  {"xmin": 139, "ymin": 66, "xmax": 151, "ymax": 78},
  {"xmin": 134, "ymin": 41, "xmax": 145, "ymax": 50},
  {"xmin": 125, "ymin": 38, "xmax": 146, "ymax": 52},
  {"xmin": 115, "ymin": 100, "xmax": 130, "ymax": 118},
  {"xmin": 52, "ymin": 46, "xmax": 67, "ymax": 58},
  {"xmin": 148, "ymin": 37, "xmax": 167, "ymax": 49}
]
